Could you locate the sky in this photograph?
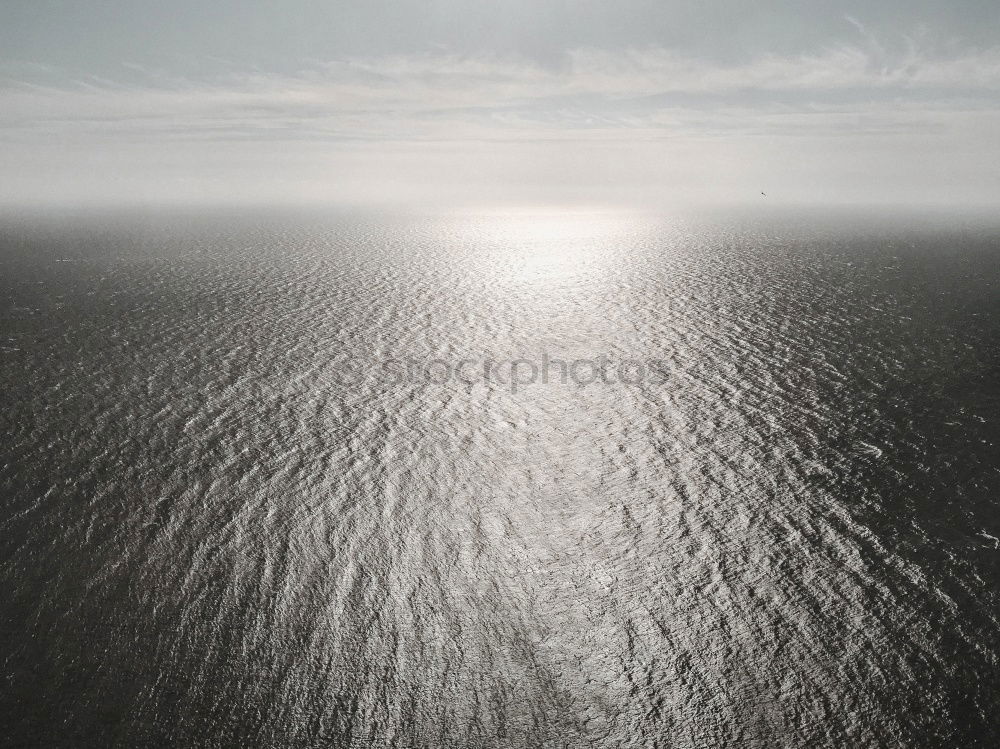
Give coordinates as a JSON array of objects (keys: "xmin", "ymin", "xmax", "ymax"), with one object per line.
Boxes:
[{"xmin": 1, "ymin": 0, "xmax": 999, "ymax": 208}]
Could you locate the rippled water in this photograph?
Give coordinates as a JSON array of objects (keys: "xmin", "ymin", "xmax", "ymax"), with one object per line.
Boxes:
[{"xmin": 2, "ymin": 207, "xmax": 999, "ymax": 747}]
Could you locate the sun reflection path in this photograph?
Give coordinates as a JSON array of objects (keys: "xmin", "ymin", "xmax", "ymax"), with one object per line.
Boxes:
[{"xmin": 447, "ymin": 207, "xmax": 643, "ymax": 287}]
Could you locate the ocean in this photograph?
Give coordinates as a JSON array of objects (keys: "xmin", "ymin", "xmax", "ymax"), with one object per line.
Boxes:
[{"xmin": 1, "ymin": 206, "xmax": 999, "ymax": 747}]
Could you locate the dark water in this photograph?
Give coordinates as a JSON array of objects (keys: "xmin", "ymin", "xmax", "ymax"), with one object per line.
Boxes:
[{"xmin": 2, "ymin": 207, "xmax": 999, "ymax": 747}]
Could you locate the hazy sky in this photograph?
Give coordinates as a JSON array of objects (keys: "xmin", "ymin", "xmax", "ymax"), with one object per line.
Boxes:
[{"xmin": 1, "ymin": 0, "xmax": 999, "ymax": 207}]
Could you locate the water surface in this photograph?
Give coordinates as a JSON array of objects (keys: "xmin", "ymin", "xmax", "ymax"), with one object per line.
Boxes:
[{"xmin": 2, "ymin": 207, "xmax": 999, "ymax": 747}]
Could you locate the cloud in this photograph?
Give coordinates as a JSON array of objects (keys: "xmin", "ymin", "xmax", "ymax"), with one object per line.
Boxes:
[
  {"xmin": 2, "ymin": 43, "xmax": 1000, "ymax": 142},
  {"xmin": 1, "ymin": 42, "xmax": 998, "ymax": 207}
]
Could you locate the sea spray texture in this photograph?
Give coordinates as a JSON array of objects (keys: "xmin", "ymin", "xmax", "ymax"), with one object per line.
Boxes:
[{"xmin": 1, "ymin": 208, "xmax": 1000, "ymax": 747}]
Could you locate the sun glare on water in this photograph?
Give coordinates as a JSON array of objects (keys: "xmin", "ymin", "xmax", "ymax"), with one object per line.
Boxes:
[{"xmin": 451, "ymin": 207, "xmax": 639, "ymax": 287}]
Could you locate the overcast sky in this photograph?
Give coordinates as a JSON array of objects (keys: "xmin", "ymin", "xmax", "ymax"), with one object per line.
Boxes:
[{"xmin": 1, "ymin": 0, "xmax": 999, "ymax": 208}]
